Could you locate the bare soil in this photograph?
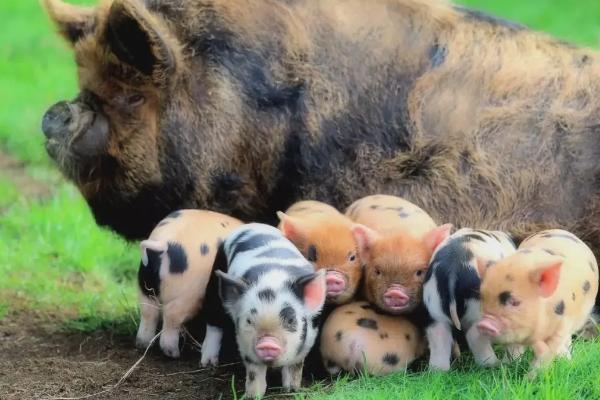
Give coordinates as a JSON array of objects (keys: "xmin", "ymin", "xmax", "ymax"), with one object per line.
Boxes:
[
  {"xmin": 0, "ymin": 151, "xmax": 52, "ymax": 199},
  {"xmin": 0, "ymin": 313, "xmax": 247, "ymax": 400}
]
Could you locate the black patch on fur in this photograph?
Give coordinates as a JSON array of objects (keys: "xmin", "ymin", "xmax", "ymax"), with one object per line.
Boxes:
[
  {"xmin": 167, "ymin": 242, "xmax": 188, "ymax": 273},
  {"xmin": 380, "ymin": 332, "xmax": 389, "ymax": 339},
  {"xmin": 244, "ymin": 263, "xmax": 312, "ymax": 284},
  {"xmin": 138, "ymin": 249, "xmax": 162, "ymax": 297},
  {"xmin": 382, "ymin": 353, "xmax": 399, "ymax": 366},
  {"xmin": 345, "ymin": 310, "xmax": 355, "ymax": 315},
  {"xmin": 200, "ymin": 243, "xmax": 210, "ymax": 256},
  {"xmin": 156, "ymin": 220, "xmax": 169, "ymax": 227},
  {"xmin": 248, "ymin": 370, "xmax": 256, "ymax": 381},
  {"xmin": 399, "ymin": 211, "xmax": 409, "ymax": 218},
  {"xmin": 583, "ymin": 280, "xmax": 591, "ymax": 293},
  {"xmin": 499, "ymin": 291, "xmax": 512, "ymax": 306},
  {"xmin": 405, "ymin": 334, "xmax": 411, "ymax": 341},
  {"xmin": 356, "ymin": 318, "xmax": 378, "ymax": 330},
  {"xmin": 297, "ymin": 317, "xmax": 308, "ymax": 355},
  {"xmin": 572, "ymin": 292, "xmax": 576, "ymax": 301},
  {"xmin": 370, "ymin": 204, "xmax": 380, "ymax": 210},
  {"xmin": 258, "ymin": 288, "xmax": 276, "ymax": 302},
  {"xmin": 462, "ymin": 233, "xmax": 487, "ymax": 243},
  {"xmin": 312, "ymin": 315, "xmax": 321, "ymax": 329},
  {"xmin": 542, "ymin": 248, "xmax": 559, "ymax": 256},
  {"xmin": 221, "ymin": 222, "xmax": 227, "ymax": 228},
  {"xmin": 554, "ymin": 300, "xmax": 565, "ymax": 315},
  {"xmin": 455, "ymin": 6, "xmax": 526, "ymax": 31},
  {"xmin": 250, "ymin": 308, "xmax": 257, "ymax": 315},
  {"xmin": 427, "ymin": 236, "xmax": 478, "ymax": 323},
  {"xmin": 280, "ymin": 305, "xmax": 298, "ymax": 333},
  {"xmin": 335, "ymin": 331, "xmax": 343, "ymax": 341},
  {"xmin": 244, "ymin": 355, "xmax": 255, "ymax": 365},
  {"xmin": 589, "ymin": 261, "xmax": 596, "ymax": 272},
  {"xmin": 429, "ymin": 43, "xmax": 447, "ymax": 68},
  {"xmin": 229, "ymin": 232, "xmax": 281, "ymax": 261},
  {"xmin": 307, "ymin": 245, "xmax": 318, "ymax": 262}
]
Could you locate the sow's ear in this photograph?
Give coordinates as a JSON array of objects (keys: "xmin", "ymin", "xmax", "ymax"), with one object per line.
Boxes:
[
  {"xmin": 215, "ymin": 270, "xmax": 249, "ymax": 304},
  {"xmin": 104, "ymin": 0, "xmax": 180, "ymax": 82},
  {"xmin": 293, "ymin": 270, "xmax": 326, "ymax": 313},
  {"xmin": 529, "ymin": 257, "xmax": 563, "ymax": 298},
  {"xmin": 42, "ymin": 0, "xmax": 95, "ymax": 45}
]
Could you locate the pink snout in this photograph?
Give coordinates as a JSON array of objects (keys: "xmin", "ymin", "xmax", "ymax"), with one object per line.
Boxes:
[
  {"xmin": 383, "ymin": 286, "xmax": 410, "ymax": 310},
  {"xmin": 255, "ymin": 336, "xmax": 282, "ymax": 362},
  {"xmin": 326, "ymin": 271, "xmax": 347, "ymax": 296},
  {"xmin": 477, "ymin": 316, "xmax": 503, "ymax": 338}
]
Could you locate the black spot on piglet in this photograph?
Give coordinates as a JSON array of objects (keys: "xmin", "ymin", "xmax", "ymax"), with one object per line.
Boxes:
[
  {"xmin": 554, "ymin": 300, "xmax": 565, "ymax": 316},
  {"xmin": 307, "ymin": 245, "xmax": 318, "ymax": 262},
  {"xmin": 248, "ymin": 371, "xmax": 256, "ymax": 381},
  {"xmin": 357, "ymin": 318, "xmax": 378, "ymax": 330},
  {"xmin": 382, "ymin": 353, "xmax": 399, "ymax": 366},
  {"xmin": 167, "ymin": 210, "xmax": 181, "ymax": 219},
  {"xmin": 583, "ymin": 280, "xmax": 591, "ymax": 293},
  {"xmin": 335, "ymin": 331, "xmax": 343, "ymax": 341},
  {"xmin": 258, "ymin": 288, "xmax": 276, "ymax": 302},
  {"xmin": 200, "ymin": 243, "xmax": 210, "ymax": 255},
  {"xmin": 380, "ymin": 332, "xmax": 389, "ymax": 339},
  {"xmin": 167, "ymin": 242, "xmax": 188, "ymax": 274}
]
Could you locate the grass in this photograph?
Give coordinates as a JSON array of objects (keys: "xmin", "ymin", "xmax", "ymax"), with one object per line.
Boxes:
[{"xmin": 0, "ymin": 0, "xmax": 599, "ymax": 397}]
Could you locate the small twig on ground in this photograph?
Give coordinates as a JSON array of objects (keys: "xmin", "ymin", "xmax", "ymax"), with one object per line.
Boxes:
[{"xmin": 46, "ymin": 330, "xmax": 162, "ymax": 400}]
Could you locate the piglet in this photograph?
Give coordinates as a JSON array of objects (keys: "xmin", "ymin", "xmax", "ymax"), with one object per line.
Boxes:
[
  {"xmin": 423, "ymin": 228, "xmax": 517, "ymax": 370},
  {"xmin": 320, "ymin": 301, "xmax": 425, "ymax": 376},
  {"xmin": 203, "ymin": 223, "xmax": 327, "ymax": 398},
  {"xmin": 346, "ymin": 194, "xmax": 452, "ymax": 314},
  {"xmin": 135, "ymin": 209, "xmax": 242, "ymax": 360},
  {"xmin": 478, "ymin": 229, "xmax": 599, "ymax": 374},
  {"xmin": 278, "ymin": 200, "xmax": 361, "ymax": 304}
]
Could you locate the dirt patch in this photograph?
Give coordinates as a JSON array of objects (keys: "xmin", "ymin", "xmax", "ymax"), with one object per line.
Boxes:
[
  {"xmin": 0, "ymin": 313, "xmax": 249, "ymax": 400},
  {"xmin": 0, "ymin": 150, "xmax": 52, "ymax": 199}
]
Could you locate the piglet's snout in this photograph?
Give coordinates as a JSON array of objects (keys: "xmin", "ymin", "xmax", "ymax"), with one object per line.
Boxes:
[
  {"xmin": 326, "ymin": 271, "xmax": 346, "ymax": 296},
  {"xmin": 255, "ymin": 335, "xmax": 282, "ymax": 361},
  {"xmin": 477, "ymin": 316, "xmax": 503, "ymax": 337},
  {"xmin": 383, "ymin": 285, "xmax": 410, "ymax": 308}
]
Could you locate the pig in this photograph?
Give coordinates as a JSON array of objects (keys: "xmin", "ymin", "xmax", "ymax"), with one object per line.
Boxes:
[
  {"xmin": 202, "ymin": 223, "xmax": 326, "ymax": 398},
  {"xmin": 347, "ymin": 195, "xmax": 452, "ymax": 314},
  {"xmin": 135, "ymin": 209, "xmax": 242, "ymax": 360},
  {"xmin": 278, "ymin": 200, "xmax": 362, "ymax": 304},
  {"xmin": 42, "ymin": 1, "xmax": 600, "ymax": 311},
  {"xmin": 478, "ymin": 229, "xmax": 599, "ymax": 373},
  {"xmin": 320, "ymin": 301, "xmax": 425, "ymax": 376},
  {"xmin": 423, "ymin": 228, "xmax": 518, "ymax": 370}
]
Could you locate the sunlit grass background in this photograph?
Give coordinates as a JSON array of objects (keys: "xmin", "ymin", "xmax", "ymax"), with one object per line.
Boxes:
[{"xmin": 0, "ymin": 0, "xmax": 598, "ymax": 398}]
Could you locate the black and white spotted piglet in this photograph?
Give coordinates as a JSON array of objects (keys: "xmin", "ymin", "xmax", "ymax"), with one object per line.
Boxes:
[
  {"xmin": 423, "ymin": 228, "xmax": 518, "ymax": 370},
  {"xmin": 203, "ymin": 223, "xmax": 326, "ymax": 398}
]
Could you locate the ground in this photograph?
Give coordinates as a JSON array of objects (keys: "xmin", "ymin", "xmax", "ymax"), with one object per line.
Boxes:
[{"xmin": 1, "ymin": 0, "xmax": 599, "ymax": 399}]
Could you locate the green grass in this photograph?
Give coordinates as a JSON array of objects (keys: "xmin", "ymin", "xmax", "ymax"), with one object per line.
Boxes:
[
  {"xmin": 0, "ymin": 0, "xmax": 599, "ymax": 397},
  {"xmin": 301, "ymin": 341, "xmax": 600, "ymax": 399}
]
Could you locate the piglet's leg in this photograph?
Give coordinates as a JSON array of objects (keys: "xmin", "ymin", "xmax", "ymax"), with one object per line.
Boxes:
[
  {"xmin": 530, "ymin": 321, "xmax": 572, "ymax": 376},
  {"xmin": 200, "ymin": 324, "xmax": 223, "ymax": 367},
  {"xmin": 160, "ymin": 294, "xmax": 199, "ymax": 358},
  {"xmin": 245, "ymin": 362, "xmax": 267, "ymax": 399},
  {"xmin": 465, "ymin": 324, "xmax": 499, "ymax": 367},
  {"xmin": 282, "ymin": 361, "xmax": 303, "ymax": 392},
  {"xmin": 426, "ymin": 321, "xmax": 453, "ymax": 371},
  {"xmin": 136, "ymin": 293, "xmax": 160, "ymax": 349}
]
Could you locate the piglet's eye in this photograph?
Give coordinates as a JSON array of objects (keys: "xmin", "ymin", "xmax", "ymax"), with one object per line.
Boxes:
[
  {"xmin": 374, "ymin": 267, "xmax": 382, "ymax": 276},
  {"xmin": 246, "ymin": 318, "xmax": 252, "ymax": 325},
  {"xmin": 127, "ymin": 93, "xmax": 145, "ymax": 106},
  {"xmin": 348, "ymin": 253, "xmax": 356, "ymax": 262},
  {"xmin": 415, "ymin": 269, "xmax": 426, "ymax": 277}
]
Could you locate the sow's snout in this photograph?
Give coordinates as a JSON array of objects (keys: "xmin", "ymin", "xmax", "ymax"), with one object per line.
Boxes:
[{"xmin": 42, "ymin": 98, "xmax": 109, "ymax": 158}]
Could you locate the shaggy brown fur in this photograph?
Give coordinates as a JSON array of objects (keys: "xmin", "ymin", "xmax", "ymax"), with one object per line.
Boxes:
[{"xmin": 42, "ymin": 0, "xmax": 600, "ymax": 306}]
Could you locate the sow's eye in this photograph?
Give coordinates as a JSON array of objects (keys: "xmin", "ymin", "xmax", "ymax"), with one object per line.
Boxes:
[{"xmin": 127, "ymin": 93, "xmax": 145, "ymax": 107}]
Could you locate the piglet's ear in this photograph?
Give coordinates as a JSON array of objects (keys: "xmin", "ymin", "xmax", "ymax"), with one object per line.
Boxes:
[
  {"xmin": 423, "ymin": 223, "xmax": 453, "ymax": 254},
  {"xmin": 215, "ymin": 270, "xmax": 248, "ymax": 304},
  {"xmin": 294, "ymin": 270, "xmax": 326, "ymax": 313},
  {"xmin": 42, "ymin": 0, "xmax": 95, "ymax": 46},
  {"xmin": 140, "ymin": 239, "xmax": 168, "ymax": 266},
  {"xmin": 277, "ymin": 211, "xmax": 307, "ymax": 246},
  {"xmin": 104, "ymin": 0, "xmax": 179, "ymax": 82},
  {"xmin": 529, "ymin": 258, "xmax": 563, "ymax": 298},
  {"xmin": 352, "ymin": 224, "xmax": 379, "ymax": 261}
]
